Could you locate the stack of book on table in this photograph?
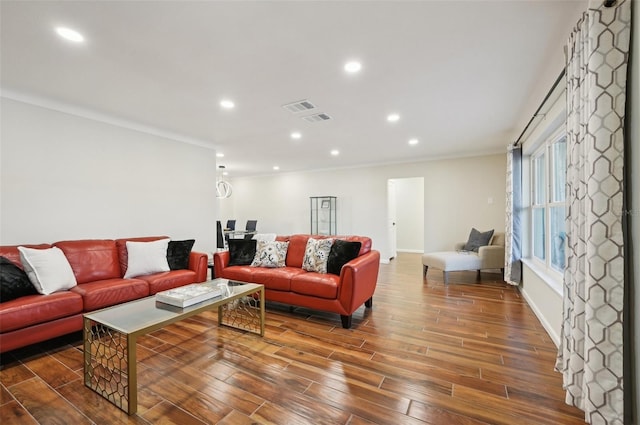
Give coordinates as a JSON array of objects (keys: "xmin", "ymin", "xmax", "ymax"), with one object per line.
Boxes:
[{"xmin": 155, "ymin": 282, "xmax": 222, "ymax": 308}]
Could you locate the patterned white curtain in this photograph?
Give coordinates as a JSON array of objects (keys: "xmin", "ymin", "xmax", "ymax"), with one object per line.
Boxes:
[
  {"xmin": 504, "ymin": 145, "xmax": 521, "ymax": 286},
  {"xmin": 555, "ymin": 1, "xmax": 630, "ymax": 424}
]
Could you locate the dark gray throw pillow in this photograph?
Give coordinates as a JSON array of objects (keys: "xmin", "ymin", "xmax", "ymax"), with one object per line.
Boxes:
[
  {"xmin": 463, "ymin": 228, "xmax": 494, "ymax": 252},
  {"xmin": 228, "ymin": 239, "xmax": 257, "ymax": 266},
  {"xmin": 327, "ymin": 240, "xmax": 361, "ymax": 276},
  {"xmin": 167, "ymin": 239, "xmax": 195, "ymax": 270},
  {"xmin": 0, "ymin": 256, "xmax": 38, "ymax": 303}
]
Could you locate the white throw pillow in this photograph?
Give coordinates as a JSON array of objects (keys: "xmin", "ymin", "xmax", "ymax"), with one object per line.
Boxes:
[
  {"xmin": 17, "ymin": 246, "xmax": 77, "ymax": 295},
  {"xmin": 252, "ymin": 233, "xmax": 277, "ymax": 242},
  {"xmin": 124, "ymin": 238, "xmax": 170, "ymax": 278},
  {"xmin": 302, "ymin": 238, "xmax": 334, "ymax": 273}
]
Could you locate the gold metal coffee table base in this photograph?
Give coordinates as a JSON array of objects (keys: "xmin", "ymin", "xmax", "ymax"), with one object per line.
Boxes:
[{"xmin": 83, "ymin": 280, "xmax": 264, "ymax": 415}]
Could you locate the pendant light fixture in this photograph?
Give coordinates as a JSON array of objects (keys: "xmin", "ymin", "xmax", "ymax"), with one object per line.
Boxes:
[{"xmin": 216, "ymin": 165, "xmax": 232, "ymax": 199}]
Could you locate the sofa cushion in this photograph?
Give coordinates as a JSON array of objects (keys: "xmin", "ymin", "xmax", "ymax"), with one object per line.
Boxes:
[
  {"xmin": 0, "ymin": 256, "xmax": 38, "ymax": 302},
  {"xmin": 167, "ymin": 239, "xmax": 195, "ymax": 270},
  {"xmin": 54, "ymin": 239, "xmax": 121, "ymax": 284},
  {"xmin": 284, "ymin": 235, "xmax": 310, "ymax": 268},
  {"xmin": 291, "ymin": 272, "xmax": 340, "ymax": 299},
  {"xmin": 251, "ymin": 240, "xmax": 289, "ymax": 268},
  {"xmin": 327, "ymin": 240, "xmax": 362, "ymax": 276},
  {"xmin": 228, "ymin": 239, "xmax": 257, "ymax": 266},
  {"xmin": 463, "ymin": 228, "xmax": 494, "ymax": 252},
  {"xmin": 220, "ymin": 265, "xmax": 256, "ymax": 283},
  {"xmin": 302, "ymin": 238, "xmax": 334, "ymax": 273},
  {"xmin": 337, "ymin": 236, "xmax": 371, "ymax": 256},
  {"xmin": 0, "ymin": 291, "xmax": 83, "ymax": 333},
  {"xmin": 251, "ymin": 267, "xmax": 305, "ymax": 291},
  {"xmin": 116, "ymin": 236, "xmax": 169, "ymax": 277},
  {"xmin": 138, "ymin": 270, "xmax": 198, "ymax": 295},
  {"xmin": 18, "ymin": 246, "xmax": 78, "ymax": 295},
  {"xmin": 124, "ymin": 239, "xmax": 171, "ymax": 278},
  {"xmin": 421, "ymin": 251, "xmax": 482, "ymax": 271},
  {"xmin": 490, "ymin": 232, "xmax": 505, "ymax": 247},
  {"xmin": 283, "ymin": 235, "xmax": 371, "ymax": 265},
  {"xmin": 70, "ymin": 278, "xmax": 149, "ymax": 311}
]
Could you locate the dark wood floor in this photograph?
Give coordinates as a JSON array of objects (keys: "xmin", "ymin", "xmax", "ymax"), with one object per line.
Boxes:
[{"xmin": 0, "ymin": 252, "xmax": 585, "ymax": 424}]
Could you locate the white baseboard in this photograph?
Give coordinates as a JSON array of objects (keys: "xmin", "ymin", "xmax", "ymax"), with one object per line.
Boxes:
[
  {"xmin": 519, "ymin": 286, "xmax": 561, "ymax": 348},
  {"xmin": 396, "ymin": 249, "xmax": 424, "ymax": 254}
]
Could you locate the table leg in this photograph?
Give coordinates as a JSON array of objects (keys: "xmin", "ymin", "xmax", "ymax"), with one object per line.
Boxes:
[
  {"xmin": 83, "ymin": 320, "xmax": 134, "ymax": 414},
  {"xmin": 127, "ymin": 334, "xmax": 137, "ymax": 415},
  {"xmin": 260, "ymin": 287, "xmax": 265, "ymax": 336},
  {"xmin": 218, "ymin": 286, "xmax": 265, "ymax": 336}
]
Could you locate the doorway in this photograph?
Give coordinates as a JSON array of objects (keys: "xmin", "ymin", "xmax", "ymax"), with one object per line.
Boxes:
[{"xmin": 387, "ymin": 177, "xmax": 425, "ymax": 261}]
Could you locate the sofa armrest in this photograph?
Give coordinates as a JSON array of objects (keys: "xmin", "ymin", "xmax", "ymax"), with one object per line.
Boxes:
[
  {"xmin": 188, "ymin": 251, "xmax": 209, "ymax": 282},
  {"xmin": 477, "ymin": 245, "xmax": 504, "ymax": 269},
  {"xmin": 454, "ymin": 242, "xmax": 466, "ymax": 251},
  {"xmin": 213, "ymin": 251, "xmax": 230, "ymax": 275},
  {"xmin": 338, "ymin": 250, "xmax": 380, "ymax": 314}
]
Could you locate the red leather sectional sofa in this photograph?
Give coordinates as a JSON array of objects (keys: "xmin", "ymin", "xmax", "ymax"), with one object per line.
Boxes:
[
  {"xmin": 214, "ymin": 234, "xmax": 380, "ymax": 328},
  {"xmin": 0, "ymin": 236, "xmax": 208, "ymax": 353}
]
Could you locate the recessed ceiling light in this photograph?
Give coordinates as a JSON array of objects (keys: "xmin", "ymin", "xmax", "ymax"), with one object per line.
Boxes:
[
  {"xmin": 290, "ymin": 132, "xmax": 301, "ymax": 139},
  {"xmin": 330, "ymin": 149, "xmax": 340, "ymax": 156},
  {"xmin": 216, "ymin": 153, "xmax": 224, "ymax": 158},
  {"xmin": 55, "ymin": 27, "xmax": 84, "ymax": 43},
  {"xmin": 408, "ymin": 138, "xmax": 419, "ymax": 146},
  {"xmin": 273, "ymin": 166, "xmax": 280, "ymax": 171},
  {"xmin": 344, "ymin": 61, "xmax": 362, "ymax": 73},
  {"xmin": 220, "ymin": 99, "xmax": 235, "ymax": 109},
  {"xmin": 387, "ymin": 113, "xmax": 400, "ymax": 122}
]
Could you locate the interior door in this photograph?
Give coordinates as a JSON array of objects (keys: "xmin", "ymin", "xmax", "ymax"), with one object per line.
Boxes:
[{"xmin": 387, "ymin": 179, "xmax": 397, "ymax": 260}]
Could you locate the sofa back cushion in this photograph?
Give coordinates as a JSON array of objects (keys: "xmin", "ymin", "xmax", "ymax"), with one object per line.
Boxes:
[
  {"xmin": 278, "ymin": 234, "xmax": 372, "ymax": 268},
  {"xmin": 284, "ymin": 235, "xmax": 311, "ymax": 268},
  {"xmin": 490, "ymin": 232, "xmax": 505, "ymax": 247},
  {"xmin": 0, "ymin": 244, "xmax": 51, "ymax": 268},
  {"xmin": 115, "ymin": 236, "xmax": 169, "ymax": 277},
  {"xmin": 338, "ymin": 236, "xmax": 372, "ymax": 256},
  {"xmin": 54, "ymin": 240, "xmax": 121, "ymax": 284}
]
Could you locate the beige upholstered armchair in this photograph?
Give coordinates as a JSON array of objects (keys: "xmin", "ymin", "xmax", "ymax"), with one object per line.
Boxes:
[{"xmin": 422, "ymin": 232, "xmax": 505, "ymax": 284}]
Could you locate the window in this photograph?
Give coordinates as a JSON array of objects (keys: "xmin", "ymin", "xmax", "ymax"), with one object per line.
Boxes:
[
  {"xmin": 531, "ymin": 132, "xmax": 567, "ymax": 274},
  {"xmin": 532, "ymin": 152, "xmax": 546, "ymax": 261}
]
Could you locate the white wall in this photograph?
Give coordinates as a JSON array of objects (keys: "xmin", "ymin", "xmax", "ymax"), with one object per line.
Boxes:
[
  {"xmin": 394, "ymin": 177, "xmax": 424, "ymax": 253},
  {"xmin": 0, "ymin": 98, "xmax": 218, "ymax": 254},
  {"xmin": 224, "ymin": 154, "xmax": 506, "ymax": 261},
  {"xmin": 421, "ymin": 155, "xmax": 506, "ymax": 253},
  {"xmin": 218, "ymin": 196, "xmax": 235, "ymax": 228},
  {"xmin": 521, "ymin": 267, "xmax": 562, "ymax": 344}
]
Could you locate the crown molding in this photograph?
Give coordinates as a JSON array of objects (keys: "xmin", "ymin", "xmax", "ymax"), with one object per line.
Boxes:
[{"xmin": 1, "ymin": 89, "xmax": 217, "ymax": 150}]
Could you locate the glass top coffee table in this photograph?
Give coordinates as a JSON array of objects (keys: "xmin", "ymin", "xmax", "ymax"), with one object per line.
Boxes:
[{"xmin": 82, "ymin": 279, "xmax": 264, "ymax": 415}]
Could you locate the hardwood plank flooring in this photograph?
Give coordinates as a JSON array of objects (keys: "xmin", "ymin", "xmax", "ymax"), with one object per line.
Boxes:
[{"xmin": 0, "ymin": 253, "xmax": 585, "ymax": 424}]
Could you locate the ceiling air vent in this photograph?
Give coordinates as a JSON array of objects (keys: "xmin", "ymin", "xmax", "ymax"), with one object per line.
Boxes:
[
  {"xmin": 301, "ymin": 113, "xmax": 331, "ymax": 123},
  {"xmin": 282, "ymin": 99, "xmax": 316, "ymax": 113}
]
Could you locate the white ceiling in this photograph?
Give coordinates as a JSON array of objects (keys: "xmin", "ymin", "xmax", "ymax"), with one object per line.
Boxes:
[{"xmin": 0, "ymin": 0, "xmax": 585, "ymax": 178}]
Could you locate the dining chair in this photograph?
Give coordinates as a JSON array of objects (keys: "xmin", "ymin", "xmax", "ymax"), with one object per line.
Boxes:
[
  {"xmin": 244, "ymin": 220, "xmax": 258, "ymax": 240},
  {"xmin": 216, "ymin": 220, "xmax": 224, "ymax": 249}
]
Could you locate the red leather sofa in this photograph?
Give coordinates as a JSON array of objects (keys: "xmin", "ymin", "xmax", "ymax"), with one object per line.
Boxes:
[
  {"xmin": 214, "ymin": 234, "xmax": 380, "ymax": 328},
  {"xmin": 0, "ymin": 236, "xmax": 208, "ymax": 353}
]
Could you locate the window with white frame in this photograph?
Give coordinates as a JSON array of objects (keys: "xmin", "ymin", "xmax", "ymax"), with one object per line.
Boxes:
[{"xmin": 531, "ymin": 131, "xmax": 567, "ymax": 274}]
